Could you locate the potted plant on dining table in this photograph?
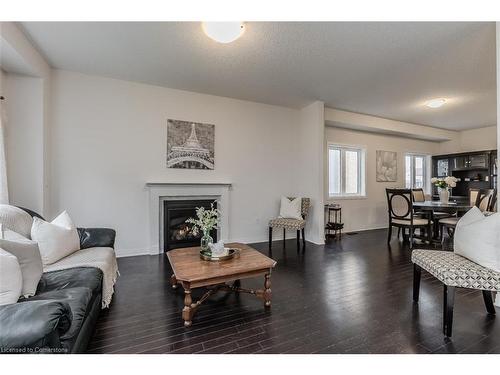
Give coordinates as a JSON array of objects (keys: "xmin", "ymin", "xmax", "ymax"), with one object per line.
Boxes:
[{"xmin": 431, "ymin": 176, "xmax": 458, "ymax": 203}]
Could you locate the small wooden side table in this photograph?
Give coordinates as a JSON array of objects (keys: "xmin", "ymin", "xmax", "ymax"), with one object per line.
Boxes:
[
  {"xmin": 325, "ymin": 204, "xmax": 344, "ymax": 240},
  {"xmin": 167, "ymin": 243, "xmax": 277, "ymax": 327}
]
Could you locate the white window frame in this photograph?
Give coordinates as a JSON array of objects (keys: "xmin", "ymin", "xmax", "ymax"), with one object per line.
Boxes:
[
  {"xmin": 328, "ymin": 143, "xmax": 366, "ymax": 199},
  {"xmin": 405, "ymin": 153, "xmax": 430, "ymax": 192}
]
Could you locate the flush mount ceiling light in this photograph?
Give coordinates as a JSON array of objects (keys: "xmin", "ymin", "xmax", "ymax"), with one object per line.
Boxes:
[
  {"xmin": 202, "ymin": 22, "xmax": 245, "ymax": 44},
  {"xmin": 425, "ymin": 98, "xmax": 447, "ymax": 108}
]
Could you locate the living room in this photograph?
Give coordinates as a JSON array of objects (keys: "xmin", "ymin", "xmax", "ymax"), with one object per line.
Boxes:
[{"xmin": 1, "ymin": 0, "xmax": 500, "ymax": 371}]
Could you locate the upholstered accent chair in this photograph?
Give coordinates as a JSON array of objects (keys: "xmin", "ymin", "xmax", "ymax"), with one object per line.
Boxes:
[
  {"xmin": 386, "ymin": 189, "xmax": 432, "ymax": 249},
  {"xmin": 269, "ymin": 198, "xmax": 310, "ymax": 250},
  {"xmin": 412, "ymin": 249, "xmax": 498, "ymax": 337},
  {"xmin": 440, "ymin": 188, "xmax": 497, "ymax": 239}
]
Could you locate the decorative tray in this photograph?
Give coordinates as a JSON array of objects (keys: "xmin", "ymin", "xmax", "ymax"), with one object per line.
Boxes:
[{"xmin": 200, "ymin": 248, "xmax": 239, "ymax": 262}]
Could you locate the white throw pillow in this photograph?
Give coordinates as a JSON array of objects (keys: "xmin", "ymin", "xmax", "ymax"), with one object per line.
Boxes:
[
  {"xmin": 0, "ymin": 204, "xmax": 33, "ymax": 239},
  {"xmin": 279, "ymin": 197, "xmax": 303, "ymax": 220},
  {"xmin": 52, "ymin": 210, "xmax": 77, "ymax": 229},
  {"xmin": 454, "ymin": 207, "xmax": 500, "ymax": 273},
  {"xmin": 0, "ymin": 230, "xmax": 43, "ymax": 297},
  {"xmin": 0, "ymin": 248, "xmax": 23, "ymax": 306},
  {"xmin": 31, "ymin": 211, "xmax": 80, "ymax": 266}
]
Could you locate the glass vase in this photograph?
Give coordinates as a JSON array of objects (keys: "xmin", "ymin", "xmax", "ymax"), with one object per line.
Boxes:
[
  {"xmin": 438, "ymin": 187, "xmax": 450, "ymax": 204},
  {"xmin": 200, "ymin": 230, "xmax": 213, "ymax": 255}
]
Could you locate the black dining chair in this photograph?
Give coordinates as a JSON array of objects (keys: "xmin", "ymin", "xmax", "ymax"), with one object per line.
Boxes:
[
  {"xmin": 386, "ymin": 188, "xmax": 433, "ymax": 249},
  {"xmin": 440, "ymin": 188, "xmax": 497, "ymax": 240},
  {"xmin": 412, "ymin": 188, "xmax": 453, "ymax": 240}
]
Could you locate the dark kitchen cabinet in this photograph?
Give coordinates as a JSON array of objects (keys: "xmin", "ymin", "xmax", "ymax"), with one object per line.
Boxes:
[
  {"xmin": 432, "ymin": 150, "xmax": 496, "ymax": 199},
  {"xmin": 469, "ymin": 154, "xmax": 488, "ymax": 168},
  {"xmin": 453, "ymin": 156, "xmax": 467, "ymax": 170},
  {"xmin": 452, "ymin": 153, "xmax": 489, "ymax": 171}
]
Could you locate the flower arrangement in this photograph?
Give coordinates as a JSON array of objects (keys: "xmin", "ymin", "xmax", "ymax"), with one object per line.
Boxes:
[
  {"xmin": 430, "ymin": 176, "xmax": 458, "ymax": 189},
  {"xmin": 186, "ymin": 202, "xmax": 220, "ymax": 254},
  {"xmin": 185, "ymin": 202, "xmax": 220, "ymax": 236}
]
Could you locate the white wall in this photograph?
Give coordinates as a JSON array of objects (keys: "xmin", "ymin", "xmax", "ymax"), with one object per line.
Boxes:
[
  {"xmin": 324, "ymin": 126, "xmax": 440, "ymax": 233},
  {"xmin": 325, "ymin": 108, "xmax": 457, "ymax": 142},
  {"xmin": 0, "ymin": 22, "xmax": 51, "ymax": 215},
  {"xmin": 3, "ymin": 74, "xmax": 46, "ymax": 213},
  {"xmin": 0, "ymin": 22, "xmax": 51, "ymax": 78},
  {"xmin": 438, "ymin": 125, "xmax": 497, "ymax": 154},
  {"xmin": 298, "ymin": 101, "xmax": 325, "ymax": 244},
  {"xmin": 49, "ymin": 70, "xmax": 306, "ymax": 256}
]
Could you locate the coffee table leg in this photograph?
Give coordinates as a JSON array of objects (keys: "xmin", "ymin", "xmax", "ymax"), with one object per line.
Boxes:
[
  {"xmin": 170, "ymin": 274, "xmax": 178, "ymax": 289},
  {"xmin": 264, "ymin": 273, "xmax": 272, "ymax": 308},
  {"xmin": 182, "ymin": 286, "xmax": 193, "ymax": 327}
]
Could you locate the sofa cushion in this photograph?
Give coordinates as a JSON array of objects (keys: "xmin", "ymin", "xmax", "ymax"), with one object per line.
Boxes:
[
  {"xmin": 37, "ymin": 267, "xmax": 103, "ymax": 296},
  {"xmin": 26, "ymin": 287, "xmax": 93, "ymax": 341},
  {"xmin": 0, "ymin": 231, "xmax": 43, "ymax": 297},
  {"xmin": 43, "ymin": 247, "xmax": 118, "ymax": 308},
  {"xmin": 0, "ymin": 300, "xmax": 72, "ymax": 350},
  {"xmin": 0, "ymin": 204, "xmax": 33, "ymax": 239},
  {"xmin": 0, "ymin": 248, "xmax": 23, "ymax": 306},
  {"xmin": 31, "ymin": 213, "xmax": 80, "ymax": 266}
]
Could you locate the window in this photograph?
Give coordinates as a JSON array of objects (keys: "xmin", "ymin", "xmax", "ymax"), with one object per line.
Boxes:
[
  {"xmin": 405, "ymin": 154, "xmax": 428, "ymax": 190},
  {"xmin": 328, "ymin": 144, "xmax": 366, "ymax": 198}
]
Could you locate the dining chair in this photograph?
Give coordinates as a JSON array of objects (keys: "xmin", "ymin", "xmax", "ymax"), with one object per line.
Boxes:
[
  {"xmin": 411, "ymin": 188, "xmax": 426, "ymax": 203},
  {"xmin": 412, "ymin": 188, "xmax": 453, "ymax": 240},
  {"xmin": 440, "ymin": 188, "xmax": 497, "ymax": 241},
  {"xmin": 386, "ymin": 188, "xmax": 433, "ymax": 249},
  {"xmin": 476, "ymin": 188, "xmax": 497, "ymax": 212}
]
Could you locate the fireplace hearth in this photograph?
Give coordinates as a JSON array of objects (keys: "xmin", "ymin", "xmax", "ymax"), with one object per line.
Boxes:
[{"xmin": 163, "ymin": 199, "xmax": 217, "ymax": 252}]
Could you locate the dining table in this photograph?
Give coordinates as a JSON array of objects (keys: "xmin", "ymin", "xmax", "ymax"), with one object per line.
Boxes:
[
  {"xmin": 412, "ymin": 200, "xmax": 472, "ymax": 242},
  {"xmin": 413, "ymin": 200, "xmax": 472, "ymax": 214}
]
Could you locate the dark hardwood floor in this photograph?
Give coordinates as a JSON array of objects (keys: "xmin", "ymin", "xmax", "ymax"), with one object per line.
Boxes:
[{"xmin": 87, "ymin": 229, "xmax": 500, "ymax": 354}]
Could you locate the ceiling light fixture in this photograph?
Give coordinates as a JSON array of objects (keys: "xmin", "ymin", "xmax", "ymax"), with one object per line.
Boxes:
[
  {"xmin": 425, "ymin": 98, "xmax": 447, "ymax": 108},
  {"xmin": 202, "ymin": 22, "xmax": 245, "ymax": 44}
]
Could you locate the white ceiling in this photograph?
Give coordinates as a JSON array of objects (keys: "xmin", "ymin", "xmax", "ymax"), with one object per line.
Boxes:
[{"xmin": 20, "ymin": 22, "xmax": 497, "ymax": 130}]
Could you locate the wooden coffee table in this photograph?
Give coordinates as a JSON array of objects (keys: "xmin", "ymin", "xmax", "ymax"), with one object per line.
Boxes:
[{"xmin": 167, "ymin": 242, "xmax": 277, "ymax": 327}]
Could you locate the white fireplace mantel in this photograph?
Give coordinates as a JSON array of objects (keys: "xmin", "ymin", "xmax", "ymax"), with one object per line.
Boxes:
[{"xmin": 146, "ymin": 182, "xmax": 232, "ymax": 255}]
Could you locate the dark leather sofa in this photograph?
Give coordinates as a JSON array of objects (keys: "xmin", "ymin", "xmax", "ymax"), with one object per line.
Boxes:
[{"xmin": 0, "ymin": 208, "xmax": 116, "ymax": 354}]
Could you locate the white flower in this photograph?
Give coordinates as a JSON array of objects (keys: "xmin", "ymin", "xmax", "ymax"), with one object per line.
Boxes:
[
  {"xmin": 185, "ymin": 202, "xmax": 220, "ymax": 234},
  {"xmin": 444, "ymin": 176, "xmax": 456, "ymax": 186},
  {"xmin": 430, "ymin": 177, "xmax": 438, "ymax": 184}
]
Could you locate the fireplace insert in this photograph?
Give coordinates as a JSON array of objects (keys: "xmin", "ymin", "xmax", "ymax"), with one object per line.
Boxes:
[{"xmin": 163, "ymin": 199, "xmax": 217, "ymax": 252}]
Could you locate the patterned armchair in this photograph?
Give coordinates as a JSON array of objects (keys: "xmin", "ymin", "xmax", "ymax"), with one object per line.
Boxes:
[{"xmin": 268, "ymin": 197, "xmax": 310, "ymax": 250}]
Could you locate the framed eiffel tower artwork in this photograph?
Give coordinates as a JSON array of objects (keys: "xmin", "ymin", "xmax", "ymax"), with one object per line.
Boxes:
[{"xmin": 166, "ymin": 119, "xmax": 215, "ymax": 170}]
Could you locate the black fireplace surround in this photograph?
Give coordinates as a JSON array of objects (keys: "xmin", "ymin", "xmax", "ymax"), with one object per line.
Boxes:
[{"xmin": 163, "ymin": 199, "xmax": 217, "ymax": 252}]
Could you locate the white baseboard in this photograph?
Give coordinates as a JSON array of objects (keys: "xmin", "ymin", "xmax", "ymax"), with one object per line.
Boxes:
[
  {"xmin": 115, "ymin": 247, "xmax": 151, "ymax": 258},
  {"xmin": 344, "ymin": 225, "xmax": 388, "ymax": 233},
  {"xmin": 115, "ymin": 227, "xmax": 388, "ymax": 258},
  {"xmin": 228, "ymin": 235, "xmax": 324, "ymax": 246}
]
